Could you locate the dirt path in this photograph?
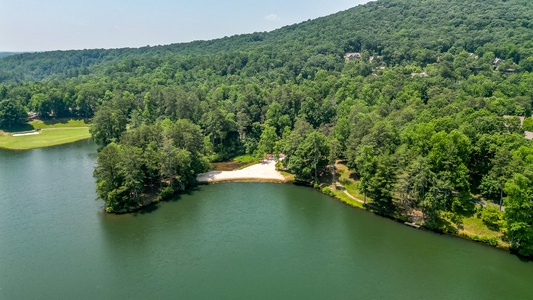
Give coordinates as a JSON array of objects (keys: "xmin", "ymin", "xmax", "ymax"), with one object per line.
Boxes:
[{"xmin": 342, "ymin": 189, "xmax": 364, "ymax": 204}]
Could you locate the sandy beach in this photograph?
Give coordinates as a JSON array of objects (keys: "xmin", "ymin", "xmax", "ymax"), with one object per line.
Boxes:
[
  {"xmin": 12, "ymin": 131, "xmax": 40, "ymax": 137},
  {"xmin": 197, "ymin": 159, "xmax": 286, "ymax": 183}
]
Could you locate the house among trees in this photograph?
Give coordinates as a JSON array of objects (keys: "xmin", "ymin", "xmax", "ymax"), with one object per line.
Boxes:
[
  {"xmin": 344, "ymin": 52, "xmax": 361, "ymax": 62},
  {"xmin": 493, "ymin": 58, "xmax": 503, "ymax": 69},
  {"xmin": 525, "ymin": 131, "xmax": 533, "ymax": 140},
  {"xmin": 503, "ymin": 115, "xmax": 525, "ymax": 126},
  {"xmin": 411, "ymin": 71, "xmax": 428, "ymax": 77},
  {"xmin": 503, "ymin": 115, "xmax": 533, "ymax": 140}
]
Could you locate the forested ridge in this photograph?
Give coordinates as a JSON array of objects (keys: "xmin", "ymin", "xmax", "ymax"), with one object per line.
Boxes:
[{"xmin": 1, "ymin": 0, "xmax": 533, "ymax": 256}]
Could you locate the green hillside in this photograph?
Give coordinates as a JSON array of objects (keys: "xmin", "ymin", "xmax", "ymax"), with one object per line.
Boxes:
[
  {"xmin": 1, "ymin": 0, "xmax": 533, "ymax": 256},
  {"xmin": 1, "ymin": 0, "xmax": 532, "ymax": 82},
  {"xmin": 0, "ymin": 52, "xmax": 23, "ymax": 59}
]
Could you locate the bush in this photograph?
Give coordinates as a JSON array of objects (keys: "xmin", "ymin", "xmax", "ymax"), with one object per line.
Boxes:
[
  {"xmin": 522, "ymin": 117, "xmax": 533, "ymax": 131},
  {"xmin": 480, "ymin": 206, "xmax": 503, "ymax": 231},
  {"xmin": 157, "ymin": 186, "xmax": 175, "ymax": 201},
  {"xmin": 322, "ymin": 187, "xmax": 335, "ymax": 196},
  {"xmin": 470, "ymin": 235, "xmax": 499, "ymax": 247}
]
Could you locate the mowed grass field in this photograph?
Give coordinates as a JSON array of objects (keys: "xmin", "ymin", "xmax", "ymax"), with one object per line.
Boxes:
[{"xmin": 0, "ymin": 119, "xmax": 91, "ymax": 150}]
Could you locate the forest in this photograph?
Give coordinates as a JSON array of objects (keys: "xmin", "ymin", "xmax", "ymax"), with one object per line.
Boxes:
[{"xmin": 1, "ymin": 0, "xmax": 533, "ymax": 256}]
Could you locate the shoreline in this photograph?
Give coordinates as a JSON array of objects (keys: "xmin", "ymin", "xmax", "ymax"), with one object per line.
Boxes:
[
  {"xmin": 197, "ymin": 159, "xmax": 286, "ymax": 183},
  {"xmin": 0, "ymin": 137, "xmax": 92, "ymax": 151},
  {"xmin": 0, "ymin": 128, "xmax": 91, "ymax": 150},
  {"xmin": 114, "ymin": 157, "xmax": 515, "ymax": 256},
  {"xmin": 320, "ymin": 185, "xmax": 513, "ymax": 253},
  {"xmin": 198, "ymin": 172, "xmax": 513, "ymax": 255},
  {"xmin": 199, "ymin": 178, "xmax": 287, "ymax": 183}
]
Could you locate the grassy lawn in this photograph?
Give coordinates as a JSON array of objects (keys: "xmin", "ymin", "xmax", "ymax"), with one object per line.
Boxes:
[
  {"xmin": 233, "ymin": 155, "xmax": 261, "ymax": 169},
  {"xmin": 458, "ymin": 216, "xmax": 508, "ymax": 248},
  {"xmin": 280, "ymin": 171, "xmax": 296, "ymax": 182},
  {"xmin": 330, "ymin": 188, "xmax": 365, "ymax": 208},
  {"xmin": 233, "ymin": 155, "xmax": 256, "ymax": 163},
  {"xmin": 0, "ymin": 118, "xmax": 89, "ymax": 133},
  {"xmin": 336, "ymin": 163, "xmax": 369, "ymax": 201},
  {"xmin": 31, "ymin": 118, "xmax": 88, "ymax": 129},
  {"xmin": 0, "ymin": 127, "xmax": 91, "ymax": 150},
  {"xmin": 460, "ymin": 216, "xmax": 501, "ymax": 238},
  {"xmin": 209, "ymin": 155, "xmax": 261, "ymax": 171}
]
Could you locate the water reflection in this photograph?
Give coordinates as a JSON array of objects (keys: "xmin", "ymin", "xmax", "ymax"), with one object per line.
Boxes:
[{"xmin": 1, "ymin": 144, "xmax": 533, "ymax": 299}]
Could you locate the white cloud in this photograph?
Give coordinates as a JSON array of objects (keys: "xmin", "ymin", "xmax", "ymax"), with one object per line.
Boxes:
[{"xmin": 264, "ymin": 14, "xmax": 281, "ymax": 21}]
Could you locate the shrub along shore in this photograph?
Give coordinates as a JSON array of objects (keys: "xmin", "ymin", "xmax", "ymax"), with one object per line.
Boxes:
[{"xmin": 195, "ymin": 158, "xmax": 511, "ymax": 254}]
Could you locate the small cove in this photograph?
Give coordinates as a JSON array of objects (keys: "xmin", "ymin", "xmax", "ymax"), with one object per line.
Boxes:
[{"xmin": 0, "ymin": 140, "xmax": 532, "ymax": 299}]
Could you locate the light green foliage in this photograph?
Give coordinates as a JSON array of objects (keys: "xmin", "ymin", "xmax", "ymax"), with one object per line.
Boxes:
[
  {"xmin": 255, "ymin": 125, "xmax": 279, "ymax": 157},
  {"xmin": 522, "ymin": 118, "xmax": 533, "ymax": 131},
  {"xmin": 504, "ymin": 173, "xmax": 533, "ymax": 257},
  {"xmin": 356, "ymin": 147, "xmax": 397, "ymax": 210},
  {"xmin": 480, "ymin": 206, "xmax": 503, "ymax": 231},
  {"xmin": 427, "ymin": 131, "xmax": 471, "ymax": 211}
]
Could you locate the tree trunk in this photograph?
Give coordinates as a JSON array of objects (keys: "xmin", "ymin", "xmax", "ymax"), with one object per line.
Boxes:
[
  {"xmin": 331, "ymin": 164, "xmax": 335, "ymax": 187},
  {"xmin": 499, "ymin": 188, "xmax": 503, "ymax": 211}
]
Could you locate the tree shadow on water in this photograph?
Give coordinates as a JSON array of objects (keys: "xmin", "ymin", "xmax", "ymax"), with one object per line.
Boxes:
[
  {"xmin": 134, "ymin": 203, "xmax": 160, "ymax": 215},
  {"xmin": 166, "ymin": 186, "xmax": 202, "ymax": 203},
  {"xmin": 132, "ymin": 186, "xmax": 204, "ymax": 216},
  {"xmin": 510, "ymin": 249, "xmax": 533, "ymax": 263}
]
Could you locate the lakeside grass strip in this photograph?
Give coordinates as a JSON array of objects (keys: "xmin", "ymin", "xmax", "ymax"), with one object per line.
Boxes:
[
  {"xmin": 0, "ymin": 127, "xmax": 91, "ymax": 150},
  {"xmin": 31, "ymin": 119, "xmax": 88, "ymax": 129}
]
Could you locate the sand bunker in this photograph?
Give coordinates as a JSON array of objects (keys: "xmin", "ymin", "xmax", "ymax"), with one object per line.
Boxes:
[
  {"xmin": 197, "ymin": 160, "xmax": 285, "ymax": 183},
  {"xmin": 12, "ymin": 131, "xmax": 40, "ymax": 137}
]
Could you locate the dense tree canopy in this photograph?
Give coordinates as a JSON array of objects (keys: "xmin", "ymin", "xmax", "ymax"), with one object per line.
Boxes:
[
  {"xmin": 0, "ymin": 99, "xmax": 26, "ymax": 128},
  {"xmin": 1, "ymin": 0, "xmax": 533, "ymax": 255}
]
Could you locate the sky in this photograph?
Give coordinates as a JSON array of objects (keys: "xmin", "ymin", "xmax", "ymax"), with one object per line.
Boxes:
[{"xmin": 0, "ymin": 0, "xmax": 371, "ymax": 52}]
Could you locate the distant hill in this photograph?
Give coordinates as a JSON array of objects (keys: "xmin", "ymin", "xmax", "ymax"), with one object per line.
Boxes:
[
  {"xmin": 2, "ymin": 0, "xmax": 533, "ymax": 254},
  {"xmin": 0, "ymin": 0, "xmax": 532, "ymax": 83},
  {"xmin": 0, "ymin": 52, "xmax": 23, "ymax": 59}
]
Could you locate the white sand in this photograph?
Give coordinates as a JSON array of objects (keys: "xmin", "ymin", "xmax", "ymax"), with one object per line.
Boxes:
[
  {"xmin": 12, "ymin": 131, "xmax": 40, "ymax": 137},
  {"xmin": 197, "ymin": 160, "xmax": 286, "ymax": 183}
]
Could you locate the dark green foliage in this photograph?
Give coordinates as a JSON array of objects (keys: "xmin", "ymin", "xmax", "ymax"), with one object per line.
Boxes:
[
  {"xmin": 2, "ymin": 0, "xmax": 533, "ymax": 254},
  {"xmin": 90, "ymin": 103, "xmax": 127, "ymax": 148},
  {"xmin": 0, "ymin": 99, "xmax": 27, "ymax": 128},
  {"xmin": 94, "ymin": 120, "xmax": 208, "ymax": 213},
  {"xmin": 288, "ymin": 131, "xmax": 329, "ymax": 180}
]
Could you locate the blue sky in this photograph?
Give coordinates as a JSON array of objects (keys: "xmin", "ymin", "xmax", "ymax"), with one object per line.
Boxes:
[{"xmin": 0, "ymin": 0, "xmax": 370, "ymax": 52}]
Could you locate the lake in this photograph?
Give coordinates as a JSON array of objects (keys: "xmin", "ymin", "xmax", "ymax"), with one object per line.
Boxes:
[{"xmin": 1, "ymin": 141, "xmax": 532, "ymax": 299}]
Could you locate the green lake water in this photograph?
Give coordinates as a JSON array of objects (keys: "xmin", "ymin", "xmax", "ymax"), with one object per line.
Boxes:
[{"xmin": 1, "ymin": 141, "xmax": 532, "ymax": 299}]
